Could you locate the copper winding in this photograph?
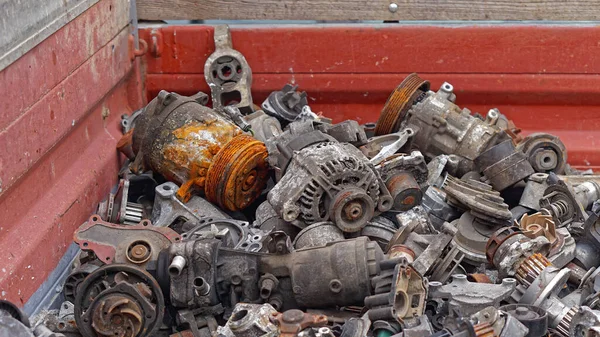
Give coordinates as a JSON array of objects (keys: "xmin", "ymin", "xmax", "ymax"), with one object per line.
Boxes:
[
  {"xmin": 555, "ymin": 306, "xmax": 579, "ymax": 337},
  {"xmin": 205, "ymin": 134, "xmax": 269, "ymax": 211},
  {"xmin": 375, "ymin": 73, "xmax": 430, "ymax": 136},
  {"xmin": 515, "ymin": 253, "xmax": 552, "ymax": 288},
  {"xmin": 473, "ymin": 322, "xmax": 497, "ymax": 337}
]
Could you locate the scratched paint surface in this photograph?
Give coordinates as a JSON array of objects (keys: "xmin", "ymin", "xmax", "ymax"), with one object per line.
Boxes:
[{"xmin": 0, "ymin": 0, "xmax": 139, "ymax": 306}]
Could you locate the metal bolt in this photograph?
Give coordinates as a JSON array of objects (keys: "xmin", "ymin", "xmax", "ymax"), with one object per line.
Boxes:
[
  {"xmin": 515, "ymin": 306, "xmax": 529, "ymax": 316},
  {"xmin": 388, "ymin": 3, "xmax": 399, "ymax": 13}
]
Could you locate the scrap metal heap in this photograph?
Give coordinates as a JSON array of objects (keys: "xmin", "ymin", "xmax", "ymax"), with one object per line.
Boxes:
[{"xmin": 15, "ymin": 28, "xmax": 600, "ymax": 337}]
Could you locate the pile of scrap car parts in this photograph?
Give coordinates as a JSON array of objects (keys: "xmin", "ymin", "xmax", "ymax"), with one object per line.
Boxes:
[{"xmin": 7, "ymin": 26, "xmax": 600, "ymax": 337}]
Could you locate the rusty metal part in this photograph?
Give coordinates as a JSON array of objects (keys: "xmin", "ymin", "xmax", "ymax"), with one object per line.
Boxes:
[
  {"xmin": 474, "ymin": 139, "xmax": 535, "ymax": 191},
  {"xmin": 388, "ymin": 245, "xmax": 416, "ymax": 263},
  {"xmin": 515, "ymin": 254, "xmax": 553, "ymax": 288},
  {"xmin": 74, "ymin": 264, "xmax": 164, "ymax": 337},
  {"xmin": 74, "ymin": 214, "xmax": 180, "ymax": 267},
  {"xmin": 391, "ymin": 261, "xmax": 427, "ymax": 321},
  {"xmin": 205, "ymin": 25, "xmax": 253, "ymax": 114},
  {"xmin": 473, "ymin": 322, "xmax": 496, "ymax": 337},
  {"xmin": 90, "ymin": 294, "xmax": 143, "ymax": 337},
  {"xmin": 128, "ymin": 92, "xmax": 232, "ymax": 186},
  {"xmin": 272, "ymin": 309, "xmax": 328, "ymax": 337},
  {"xmin": 126, "ymin": 90, "xmax": 268, "ymax": 210},
  {"xmin": 205, "ymin": 134, "xmax": 269, "ymax": 211},
  {"xmin": 117, "ymin": 129, "xmax": 135, "ymax": 160},
  {"xmin": 468, "ymin": 274, "xmax": 493, "ymax": 283},
  {"xmin": 486, "ymin": 226, "xmax": 524, "ymax": 265},
  {"xmin": 486, "ymin": 226, "xmax": 551, "ymax": 279},
  {"xmin": 376, "ymin": 151, "xmax": 429, "ymax": 212},
  {"xmin": 517, "ymin": 133, "xmax": 567, "ymax": 174},
  {"xmin": 387, "ymin": 221, "xmax": 455, "ymax": 276},
  {"xmin": 375, "ymin": 73, "xmax": 430, "ymax": 136},
  {"xmin": 517, "ymin": 212, "xmax": 558, "ymax": 245},
  {"xmin": 443, "ymin": 175, "xmax": 512, "ymax": 226},
  {"xmin": 556, "ymin": 306, "xmax": 579, "ymax": 337}
]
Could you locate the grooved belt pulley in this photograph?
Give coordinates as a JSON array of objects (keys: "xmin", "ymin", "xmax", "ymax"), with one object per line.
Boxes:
[
  {"xmin": 122, "ymin": 91, "xmax": 269, "ymax": 211},
  {"xmin": 205, "ymin": 134, "xmax": 269, "ymax": 211},
  {"xmin": 375, "ymin": 73, "xmax": 430, "ymax": 136}
]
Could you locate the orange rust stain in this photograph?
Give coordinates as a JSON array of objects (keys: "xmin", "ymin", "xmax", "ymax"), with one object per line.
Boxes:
[
  {"xmin": 205, "ymin": 134, "xmax": 269, "ymax": 211},
  {"xmin": 162, "ymin": 120, "xmax": 241, "ymax": 183}
]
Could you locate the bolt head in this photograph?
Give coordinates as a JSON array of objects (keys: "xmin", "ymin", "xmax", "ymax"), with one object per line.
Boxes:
[{"xmin": 388, "ymin": 3, "xmax": 399, "ymax": 13}]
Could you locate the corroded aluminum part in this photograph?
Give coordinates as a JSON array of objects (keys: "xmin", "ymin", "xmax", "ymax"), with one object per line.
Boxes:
[{"xmin": 204, "ymin": 25, "xmax": 253, "ymax": 114}]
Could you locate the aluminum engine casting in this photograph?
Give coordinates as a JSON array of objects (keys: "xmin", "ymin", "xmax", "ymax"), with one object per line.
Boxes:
[
  {"xmin": 205, "ymin": 25, "xmax": 253, "ymax": 114},
  {"xmin": 376, "ymin": 74, "xmax": 508, "ymax": 175},
  {"xmin": 428, "ymin": 274, "xmax": 516, "ymax": 317},
  {"xmin": 268, "ymin": 140, "xmax": 393, "ymax": 232},
  {"xmin": 164, "ymin": 237, "xmax": 383, "ymax": 310}
]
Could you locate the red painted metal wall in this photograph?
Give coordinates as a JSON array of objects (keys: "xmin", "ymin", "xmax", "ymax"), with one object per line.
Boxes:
[
  {"xmin": 2, "ymin": 19, "xmax": 600, "ymax": 307},
  {"xmin": 140, "ymin": 25, "xmax": 600, "ymax": 170},
  {"xmin": 0, "ymin": 0, "xmax": 143, "ymax": 305}
]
